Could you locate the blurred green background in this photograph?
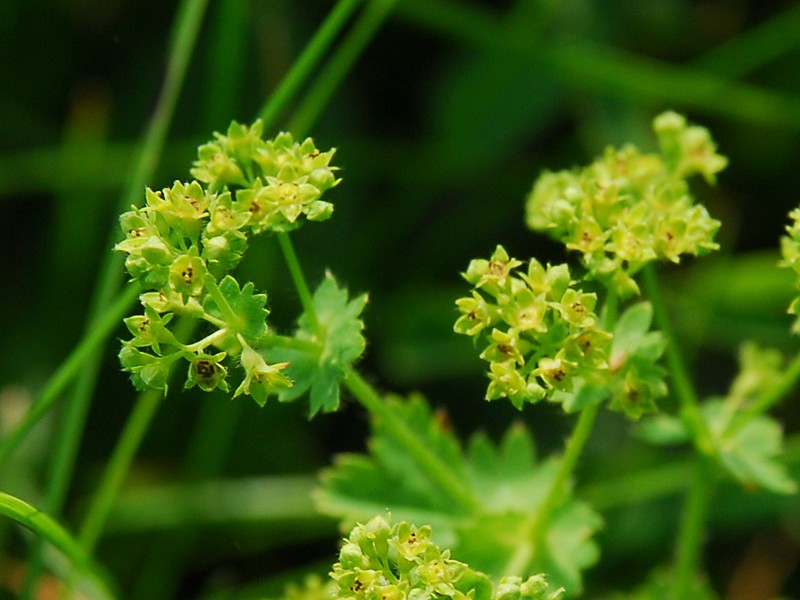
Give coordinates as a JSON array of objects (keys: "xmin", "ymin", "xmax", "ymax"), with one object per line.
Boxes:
[{"xmin": 1, "ymin": 0, "xmax": 800, "ymax": 598}]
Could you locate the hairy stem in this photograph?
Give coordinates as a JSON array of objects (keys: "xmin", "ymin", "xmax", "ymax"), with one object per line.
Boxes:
[{"xmin": 503, "ymin": 289, "xmax": 618, "ymax": 575}]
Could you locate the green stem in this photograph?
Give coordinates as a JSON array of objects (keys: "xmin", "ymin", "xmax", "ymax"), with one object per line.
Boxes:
[
  {"xmin": 508, "ymin": 400, "xmax": 601, "ymax": 575},
  {"xmin": 262, "ymin": 332, "xmax": 322, "ymax": 356},
  {"xmin": 277, "ymin": 232, "xmax": 323, "ymax": 338},
  {"xmin": 257, "ymin": 0, "xmax": 362, "ymax": 130},
  {"xmin": 503, "ymin": 290, "xmax": 617, "ymax": 576},
  {"xmin": 640, "ymin": 265, "xmax": 713, "ymax": 452},
  {"xmin": 342, "ymin": 366, "xmax": 481, "ymax": 512},
  {"xmin": 203, "ymin": 276, "xmax": 241, "ymax": 328},
  {"xmin": 602, "ymin": 289, "xmax": 619, "ymax": 331},
  {"xmin": 17, "ymin": 0, "xmax": 209, "ymax": 592},
  {"xmin": 641, "ymin": 266, "xmax": 716, "ymax": 597},
  {"xmin": 288, "ymin": 0, "xmax": 399, "ymax": 136},
  {"xmin": 76, "ymin": 314, "xmax": 196, "ymax": 555},
  {"xmin": 0, "ymin": 493, "xmax": 114, "ymax": 599},
  {"xmin": 181, "ymin": 327, "xmax": 230, "ymax": 353},
  {"xmin": 671, "ymin": 457, "xmax": 714, "ymax": 600},
  {"xmin": 0, "ymin": 285, "xmax": 138, "ymax": 469},
  {"xmin": 77, "ymin": 389, "xmax": 164, "ymax": 554}
]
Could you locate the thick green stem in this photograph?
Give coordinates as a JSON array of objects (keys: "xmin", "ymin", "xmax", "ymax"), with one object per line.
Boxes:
[
  {"xmin": 0, "ymin": 493, "xmax": 114, "ymax": 599},
  {"xmin": 262, "ymin": 333, "xmax": 322, "ymax": 356},
  {"xmin": 181, "ymin": 327, "xmax": 230, "ymax": 353},
  {"xmin": 343, "ymin": 366, "xmax": 481, "ymax": 512},
  {"xmin": 16, "ymin": 0, "xmax": 210, "ymax": 593},
  {"xmin": 671, "ymin": 458, "xmax": 714, "ymax": 600},
  {"xmin": 640, "ymin": 266, "xmax": 716, "ymax": 596}
]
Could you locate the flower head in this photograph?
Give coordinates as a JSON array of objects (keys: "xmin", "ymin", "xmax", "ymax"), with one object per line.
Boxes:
[
  {"xmin": 234, "ymin": 343, "xmax": 292, "ymax": 406},
  {"xmin": 526, "ymin": 111, "xmax": 724, "ymax": 296}
]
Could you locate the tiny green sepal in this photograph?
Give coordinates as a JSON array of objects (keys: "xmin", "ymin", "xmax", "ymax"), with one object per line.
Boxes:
[
  {"xmin": 122, "ymin": 307, "xmax": 177, "ymax": 354},
  {"xmin": 118, "ymin": 343, "xmax": 182, "ymax": 394}
]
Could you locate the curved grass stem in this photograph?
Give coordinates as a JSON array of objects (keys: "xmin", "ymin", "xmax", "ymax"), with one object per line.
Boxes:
[
  {"xmin": 0, "ymin": 285, "xmax": 138, "ymax": 469},
  {"xmin": 258, "ymin": 0, "xmax": 362, "ymax": 130}
]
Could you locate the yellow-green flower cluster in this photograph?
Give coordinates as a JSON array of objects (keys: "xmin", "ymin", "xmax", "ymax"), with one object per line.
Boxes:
[
  {"xmin": 525, "ymin": 111, "xmax": 725, "ymax": 296},
  {"xmin": 330, "ymin": 515, "xmax": 564, "ymax": 600},
  {"xmin": 454, "ymin": 246, "xmax": 611, "ymax": 409},
  {"xmin": 114, "ymin": 121, "xmax": 340, "ymax": 403},
  {"xmin": 191, "ymin": 120, "xmax": 340, "ymax": 232},
  {"xmin": 780, "ymin": 206, "xmax": 800, "ymax": 333}
]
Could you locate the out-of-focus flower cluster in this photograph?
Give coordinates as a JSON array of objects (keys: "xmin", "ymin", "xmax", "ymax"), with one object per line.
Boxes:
[
  {"xmin": 780, "ymin": 207, "xmax": 800, "ymax": 333},
  {"xmin": 330, "ymin": 515, "xmax": 564, "ymax": 600},
  {"xmin": 525, "ymin": 111, "xmax": 725, "ymax": 296},
  {"xmin": 454, "ymin": 246, "xmax": 612, "ymax": 409},
  {"xmin": 114, "ymin": 120, "xmax": 339, "ymax": 403}
]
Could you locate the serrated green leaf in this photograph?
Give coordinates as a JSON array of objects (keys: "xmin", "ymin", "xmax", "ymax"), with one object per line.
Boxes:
[
  {"xmin": 703, "ymin": 400, "xmax": 797, "ymax": 495},
  {"xmin": 316, "ymin": 395, "xmax": 601, "ymax": 593},
  {"xmin": 541, "ymin": 501, "xmax": 603, "ymax": 593},
  {"xmin": 607, "ymin": 302, "xmax": 668, "ymax": 419},
  {"xmin": 269, "ymin": 273, "xmax": 367, "ymax": 415},
  {"xmin": 203, "ymin": 275, "xmax": 269, "ymax": 343},
  {"xmin": 307, "ymin": 273, "xmax": 368, "ymax": 363}
]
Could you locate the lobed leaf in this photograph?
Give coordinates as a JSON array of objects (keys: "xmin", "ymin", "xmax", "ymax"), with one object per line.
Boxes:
[
  {"xmin": 317, "ymin": 395, "xmax": 601, "ymax": 593},
  {"xmin": 269, "ymin": 273, "xmax": 368, "ymax": 415}
]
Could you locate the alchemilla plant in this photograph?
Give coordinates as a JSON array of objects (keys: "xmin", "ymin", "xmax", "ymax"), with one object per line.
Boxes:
[
  {"xmin": 114, "ymin": 111, "xmax": 795, "ymax": 597},
  {"xmin": 2, "ymin": 109, "xmax": 797, "ymax": 600}
]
